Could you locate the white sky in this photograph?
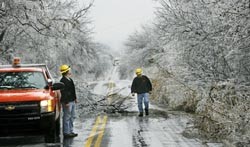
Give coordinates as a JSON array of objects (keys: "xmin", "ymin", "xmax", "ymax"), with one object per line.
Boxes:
[{"xmin": 85, "ymin": 0, "xmax": 157, "ymax": 51}]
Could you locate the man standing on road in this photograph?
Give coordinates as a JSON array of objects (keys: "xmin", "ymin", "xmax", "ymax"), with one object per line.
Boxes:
[
  {"xmin": 131, "ymin": 68, "xmax": 152, "ymax": 117},
  {"xmin": 60, "ymin": 64, "xmax": 78, "ymax": 138}
]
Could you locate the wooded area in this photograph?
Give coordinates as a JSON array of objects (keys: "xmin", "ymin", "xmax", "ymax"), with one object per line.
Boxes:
[
  {"xmin": 1, "ymin": 0, "xmax": 249, "ymax": 145},
  {"xmin": 0, "ymin": 0, "xmax": 113, "ymax": 79},
  {"xmin": 121, "ymin": 0, "xmax": 250, "ymax": 145}
]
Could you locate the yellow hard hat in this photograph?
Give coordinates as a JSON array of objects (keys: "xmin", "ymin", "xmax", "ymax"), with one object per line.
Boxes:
[
  {"xmin": 60, "ymin": 64, "xmax": 70, "ymax": 74},
  {"xmin": 135, "ymin": 68, "xmax": 142, "ymax": 75}
]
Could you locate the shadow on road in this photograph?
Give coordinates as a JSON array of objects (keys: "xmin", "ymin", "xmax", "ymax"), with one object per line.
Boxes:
[
  {"xmin": 63, "ymin": 137, "xmax": 74, "ymax": 147},
  {"xmin": 0, "ymin": 136, "xmax": 63, "ymax": 147}
]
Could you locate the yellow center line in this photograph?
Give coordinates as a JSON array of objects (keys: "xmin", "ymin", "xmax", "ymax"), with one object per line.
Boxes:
[
  {"xmin": 85, "ymin": 80, "xmax": 112, "ymax": 147},
  {"xmin": 85, "ymin": 116, "xmax": 101, "ymax": 147},
  {"xmin": 94, "ymin": 115, "xmax": 108, "ymax": 147},
  {"xmin": 84, "ymin": 116, "xmax": 108, "ymax": 147}
]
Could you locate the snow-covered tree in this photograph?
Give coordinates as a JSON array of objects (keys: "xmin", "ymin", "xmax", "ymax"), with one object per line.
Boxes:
[
  {"xmin": 122, "ymin": 0, "xmax": 250, "ymax": 144},
  {"xmin": 0, "ymin": 0, "xmax": 112, "ymax": 81},
  {"xmin": 155, "ymin": 0, "xmax": 250, "ymax": 144}
]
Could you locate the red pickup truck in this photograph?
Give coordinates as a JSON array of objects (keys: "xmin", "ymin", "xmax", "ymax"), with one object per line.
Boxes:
[{"xmin": 0, "ymin": 58, "xmax": 64, "ymax": 142}]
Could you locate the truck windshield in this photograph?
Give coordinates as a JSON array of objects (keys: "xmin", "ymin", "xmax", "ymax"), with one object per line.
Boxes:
[{"xmin": 0, "ymin": 71, "xmax": 47, "ymax": 89}]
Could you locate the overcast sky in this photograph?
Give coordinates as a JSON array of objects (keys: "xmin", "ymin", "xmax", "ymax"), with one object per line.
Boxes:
[{"xmin": 86, "ymin": 0, "xmax": 157, "ymax": 51}]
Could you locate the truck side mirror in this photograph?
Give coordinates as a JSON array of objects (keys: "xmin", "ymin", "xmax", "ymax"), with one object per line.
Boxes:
[{"xmin": 47, "ymin": 79, "xmax": 53, "ymax": 86}]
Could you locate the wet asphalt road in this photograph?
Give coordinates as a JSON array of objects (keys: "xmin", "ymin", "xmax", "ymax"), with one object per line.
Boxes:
[
  {"xmin": 0, "ymin": 107, "xmax": 223, "ymax": 147},
  {"xmin": 0, "ymin": 66, "xmax": 223, "ymax": 147}
]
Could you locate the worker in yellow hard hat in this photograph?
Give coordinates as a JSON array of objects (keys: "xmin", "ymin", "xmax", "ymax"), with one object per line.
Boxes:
[
  {"xmin": 131, "ymin": 68, "xmax": 152, "ymax": 117},
  {"xmin": 59, "ymin": 64, "xmax": 78, "ymax": 138}
]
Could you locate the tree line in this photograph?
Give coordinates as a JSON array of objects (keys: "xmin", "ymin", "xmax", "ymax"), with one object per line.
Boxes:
[
  {"xmin": 121, "ymin": 0, "xmax": 250, "ymax": 145},
  {"xmin": 0, "ymin": 0, "xmax": 113, "ymax": 79}
]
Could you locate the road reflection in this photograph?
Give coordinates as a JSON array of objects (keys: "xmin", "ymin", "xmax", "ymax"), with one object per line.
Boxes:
[
  {"xmin": 0, "ymin": 136, "xmax": 44, "ymax": 146},
  {"xmin": 133, "ymin": 117, "xmax": 149, "ymax": 147},
  {"xmin": 63, "ymin": 137, "xmax": 74, "ymax": 147},
  {"xmin": 0, "ymin": 136, "xmax": 63, "ymax": 147}
]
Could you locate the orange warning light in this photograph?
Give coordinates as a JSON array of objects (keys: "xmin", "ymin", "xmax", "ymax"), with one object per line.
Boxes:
[{"xmin": 13, "ymin": 57, "xmax": 21, "ymax": 66}]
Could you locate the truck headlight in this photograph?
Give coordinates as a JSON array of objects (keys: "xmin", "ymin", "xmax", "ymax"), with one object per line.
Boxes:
[{"xmin": 40, "ymin": 100, "xmax": 53, "ymax": 112}]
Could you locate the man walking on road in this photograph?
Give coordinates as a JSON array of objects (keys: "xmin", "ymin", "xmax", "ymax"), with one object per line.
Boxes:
[
  {"xmin": 131, "ymin": 68, "xmax": 152, "ymax": 117},
  {"xmin": 60, "ymin": 64, "xmax": 78, "ymax": 138}
]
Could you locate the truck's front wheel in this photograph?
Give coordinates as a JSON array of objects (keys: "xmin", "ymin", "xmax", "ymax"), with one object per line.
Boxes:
[{"xmin": 45, "ymin": 117, "xmax": 60, "ymax": 143}]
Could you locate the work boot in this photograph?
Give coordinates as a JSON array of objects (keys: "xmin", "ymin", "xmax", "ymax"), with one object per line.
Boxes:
[
  {"xmin": 64, "ymin": 133, "xmax": 74, "ymax": 138},
  {"xmin": 64, "ymin": 132, "xmax": 78, "ymax": 138},
  {"xmin": 138, "ymin": 112, "xmax": 143, "ymax": 117},
  {"xmin": 145, "ymin": 109, "xmax": 149, "ymax": 116},
  {"xmin": 70, "ymin": 132, "xmax": 78, "ymax": 137}
]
